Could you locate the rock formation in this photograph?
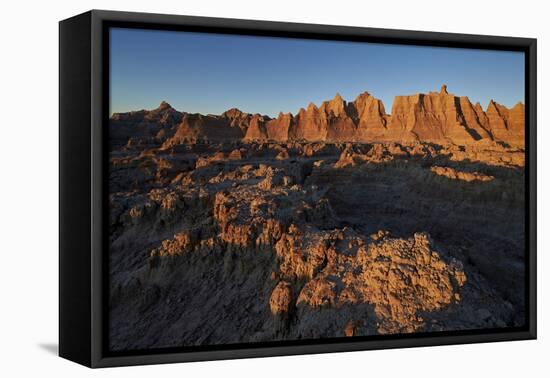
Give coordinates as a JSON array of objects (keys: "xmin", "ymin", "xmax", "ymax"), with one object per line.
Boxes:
[
  {"xmin": 109, "ymin": 101, "xmax": 183, "ymax": 149},
  {"xmin": 387, "ymin": 86, "xmax": 493, "ymax": 145},
  {"xmin": 107, "ymin": 86, "xmax": 526, "ymax": 351},
  {"xmin": 484, "ymin": 100, "xmax": 525, "ymax": 147},
  {"xmin": 163, "ymin": 113, "xmax": 244, "ymax": 146},
  {"xmin": 430, "ymin": 166, "xmax": 494, "ymax": 182},
  {"xmin": 111, "ymin": 86, "xmax": 524, "ymax": 148}
]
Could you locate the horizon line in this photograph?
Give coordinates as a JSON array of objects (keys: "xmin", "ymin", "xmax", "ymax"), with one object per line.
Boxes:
[{"xmin": 110, "ymin": 85, "xmax": 525, "ymax": 118}]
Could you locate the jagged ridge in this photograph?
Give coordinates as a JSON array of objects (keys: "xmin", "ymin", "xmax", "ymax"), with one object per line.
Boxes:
[{"xmin": 110, "ymin": 85, "xmax": 525, "ymax": 148}]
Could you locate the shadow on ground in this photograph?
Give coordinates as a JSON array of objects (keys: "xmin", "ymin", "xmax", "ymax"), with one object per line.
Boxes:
[{"xmin": 37, "ymin": 343, "xmax": 58, "ymax": 356}]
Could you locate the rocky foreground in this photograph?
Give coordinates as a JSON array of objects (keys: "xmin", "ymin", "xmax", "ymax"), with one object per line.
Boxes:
[{"xmin": 108, "ymin": 88, "xmax": 525, "ymax": 351}]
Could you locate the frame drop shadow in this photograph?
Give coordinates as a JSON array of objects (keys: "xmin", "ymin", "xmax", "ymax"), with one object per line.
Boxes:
[{"xmin": 38, "ymin": 343, "xmax": 58, "ymax": 356}]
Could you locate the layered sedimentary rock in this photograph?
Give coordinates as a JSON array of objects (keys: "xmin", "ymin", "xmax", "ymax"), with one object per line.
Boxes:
[
  {"xmin": 239, "ymin": 85, "xmax": 524, "ymax": 147},
  {"xmin": 353, "ymin": 92, "xmax": 390, "ymax": 141},
  {"xmin": 484, "ymin": 100, "xmax": 525, "ymax": 147},
  {"xmin": 243, "ymin": 92, "xmax": 388, "ymax": 143},
  {"xmin": 242, "ymin": 114, "xmax": 270, "ymax": 141},
  {"xmin": 290, "ymin": 103, "xmax": 329, "ymax": 141},
  {"xmin": 109, "ymin": 101, "xmax": 184, "ymax": 148},
  {"xmin": 221, "ymin": 108, "xmax": 254, "ymax": 134},
  {"xmin": 265, "ymin": 112, "xmax": 294, "ymax": 142},
  {"xmin": 110, "ymin": 86, "xmax": 524, "ymax": 148},
  {"xmin": 387, "ymin": 85, "xmax": 494, "ymax": 145},
  {"xmin": 319, "ymin": 94, "xmax": 358, "ymax": 141},
  {"xmin": 162, "ymin": 113, "xmax": 244, "ymax": 146}
]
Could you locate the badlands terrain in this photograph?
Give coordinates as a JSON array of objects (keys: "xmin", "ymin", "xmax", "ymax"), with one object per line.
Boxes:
[{"xmin": 108, "ymin": 86, "xmax": 526, "ymax": 350}]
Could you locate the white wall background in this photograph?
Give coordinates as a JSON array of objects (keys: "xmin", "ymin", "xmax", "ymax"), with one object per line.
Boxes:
[{"xmin": 1, "ymin": 0, "xmax": 546, "ymax": 376}]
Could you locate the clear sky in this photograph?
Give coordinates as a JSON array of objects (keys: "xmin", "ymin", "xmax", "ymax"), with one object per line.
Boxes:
[{"xmin": 110, "ymin": 27, "xmax": 525, "ymax": 117}]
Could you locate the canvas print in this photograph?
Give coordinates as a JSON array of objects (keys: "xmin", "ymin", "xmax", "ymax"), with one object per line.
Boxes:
[{"xmin": 107, "ymin": 28, "xmax": 526, "ymax": 352}]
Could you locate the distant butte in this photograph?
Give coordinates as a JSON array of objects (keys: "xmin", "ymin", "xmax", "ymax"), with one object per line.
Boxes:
[{"xmin": 110, "ymin": 86, "xmax": 525, "ymax": 148}]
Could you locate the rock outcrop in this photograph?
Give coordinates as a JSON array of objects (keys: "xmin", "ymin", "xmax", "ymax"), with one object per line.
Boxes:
[
  {"xmin": 163, "ymin": 113, "xmax": 244, "ymax": 146},
  {"xmin": 243, "ymin": 114, "xmax": 270, "ymax": 141},
  {"xmin": 107, "ymin": 86, "xmax": 526, "ymax": 351},
  {"xmin": 110, "ymin": 101, "xmax": 184, "ymax": 148},
  {"xmin": 221, "ymin": 108, "xmax": 252, "ymax": 134},
  {"xmin": 388, "ymin": 86, "xmax": 490, "ymax": 145},
  {"xmin": 353, "ymin": 92, "xmax": 391, "ymax": 141},
  {"xmin": 288, "ymin": 230, "xmax": 466, "ymax": 334},
  {"xmin": 108, "ymin": 136, "xmax": 525, "ymax": 350},
  {"xmin": 484, "ymin": 100, "xmax": 525, "ymax": 147},
  {"xmin": 430, "ymin": 166, "xmax": 494, "ymax": 182},
  {"xmin": 111, "ymin": 86, "xmax": 524, "ymax": 148},
  {"xmin": 240, "ymin": 85, "xmax": 524, "ymax": 147}
]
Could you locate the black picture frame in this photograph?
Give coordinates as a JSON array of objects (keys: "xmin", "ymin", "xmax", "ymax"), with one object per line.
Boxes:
[{"xmin": 59, "ymin": 9, "xmax": 537, "ymax": 368}]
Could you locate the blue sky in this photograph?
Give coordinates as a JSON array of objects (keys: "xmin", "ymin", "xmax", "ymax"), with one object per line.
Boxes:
[{"xmin": 110, "ymin": 27, "xmax": 525, "ymax": 117}]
